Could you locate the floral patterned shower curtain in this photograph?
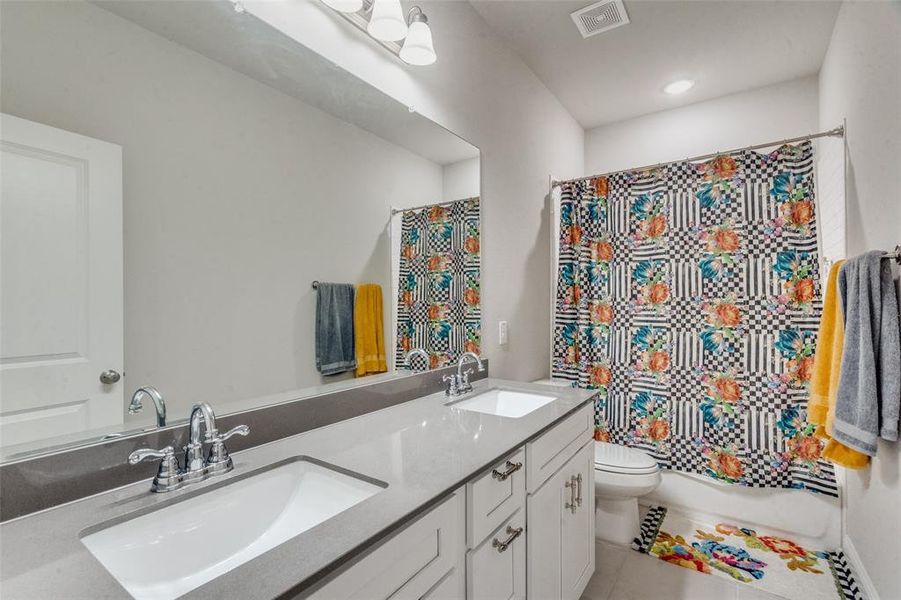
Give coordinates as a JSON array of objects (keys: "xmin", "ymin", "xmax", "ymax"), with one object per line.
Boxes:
[
  {"xmin": 552, "ymin": 142, "xmax": 837, "ymax": 496},
  {"xmin": 396, "ymin": 198, "xmax": 481, "ymax": 369}
]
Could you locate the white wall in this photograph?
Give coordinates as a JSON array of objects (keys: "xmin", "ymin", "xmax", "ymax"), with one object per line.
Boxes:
[
  {"xmin": 0, "ymin": 0, "xmax": 444, "ymax": 422},
  {"xmin": 245, "ymin": 0, "xmax": 585, "ymax": 382},
  {"xmin": 584, "ymin": 76, "xmax": 820, "ymax": 173},
  {"xmin": 819, "ymin": 2, "xmax": 901, "ymax": 597},
  {"xmin": 442, "ymin": 157, "xmax": 480, "ymax": 202}
]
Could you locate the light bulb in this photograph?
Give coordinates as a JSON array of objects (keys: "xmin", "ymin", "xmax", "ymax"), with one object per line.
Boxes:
[
  {"xmin": 321, "ymin": 0, "xmax": 363, "ymax": 13},
  {"xmin": 664, "ymin": 79, "xmax": 695, "ymax": 95},
  {"xmin": 400, "ymin": 15, "xmax": 436, "ymax": 66},
  {"xmin": 368, "ymin": 0, "xmax": 407, "ymax": 42}
]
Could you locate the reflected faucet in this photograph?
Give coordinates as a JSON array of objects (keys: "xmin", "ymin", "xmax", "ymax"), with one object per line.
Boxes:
[
  {"xmin": 404, "ymin": 348, "xmax": 430, "ymax": 371},
  {"xmin": 128, "ymin": 386, "xmax": 167, "ymax": 427}
]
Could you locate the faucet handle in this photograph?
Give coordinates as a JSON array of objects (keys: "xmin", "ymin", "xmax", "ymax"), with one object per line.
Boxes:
[
  {"xmin": 443, "ymin": 374, "xmax": 459, "ymax": 396},
  {"xmin": 218, "ymin": 424, "xmax": 250, "ymax": 442},
  {"xmin": 128, "ymin": 446, "xmax": 182, "ymax": 493},
  {"xmin": 206, "ymin": 425, "xmax": 250, "ymax": 476},
  {"xmin": 460, "ymin": 368, "xmax": 474, "ymax": 390}
]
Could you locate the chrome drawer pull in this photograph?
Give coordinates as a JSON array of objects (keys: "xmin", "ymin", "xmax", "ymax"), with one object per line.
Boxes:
[
  {"xmin": 492, "ymin": 525, "xmax": 524, "ymax": 553},
  {"xmin": 491, "ymin": 460, "xmax": 523, "ymax": 481},
  {"xmin": 575, "ymin": 473, "xmax": 583, "ymax": 507},
  {"xmin": 564, "ymin": 478, "xmax": 576, "ymax": 513}
]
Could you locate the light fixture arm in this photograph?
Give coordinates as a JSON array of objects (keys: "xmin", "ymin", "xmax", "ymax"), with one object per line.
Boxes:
[{"xmin": 407, "ymin": 6, "xmax": 427, "ymax": 25}]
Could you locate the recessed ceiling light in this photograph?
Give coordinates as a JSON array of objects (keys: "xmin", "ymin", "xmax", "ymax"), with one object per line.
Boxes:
[{"xmin": 664, "ymin": 79, "xmax": 694, "ymax": 95}]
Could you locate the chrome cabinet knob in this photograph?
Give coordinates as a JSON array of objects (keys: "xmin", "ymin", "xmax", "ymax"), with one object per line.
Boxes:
[{"xmin": 99, "ymin": 369, "xmax": 121, "ymax": 384}]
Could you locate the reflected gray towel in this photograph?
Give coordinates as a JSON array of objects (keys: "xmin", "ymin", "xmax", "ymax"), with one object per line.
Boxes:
[
  {"xmin": 833, "ymin": 251, "xmax": 901, "ymax": 456},
  {"xmin": 315, "ymin": 283, "xmax": 356, "ymax": 376}
]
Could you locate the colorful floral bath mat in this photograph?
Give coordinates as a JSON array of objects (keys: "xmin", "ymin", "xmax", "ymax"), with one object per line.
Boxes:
[{"xmin": 632, "ymin": 506, "xmax": 864, "ymax": 600}]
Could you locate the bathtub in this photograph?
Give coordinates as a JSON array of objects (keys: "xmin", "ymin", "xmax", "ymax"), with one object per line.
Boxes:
[{"xmin": 642, "ymin": 469, "xmax": 842, "ymax": 548}]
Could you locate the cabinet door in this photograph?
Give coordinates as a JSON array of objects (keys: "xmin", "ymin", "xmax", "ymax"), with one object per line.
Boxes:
[
  {"xmin": 467, "ymin": 510, "xmax": 526, "ymax": 600},
  {"xmin": 526, "ymin": 466, "xmax": 565, "ymax": 600},
  {"xmin": 421, "ymin": 567, "xmax": 464, "ymax": 600},
  {"xmin": 560, "ymin": 441, "xmax": 595, "ymax": 600},
  {"xmin": 526, "ymin": 440, "xmax": 595, "ymax": 600},
  {"xmin": 308, "ymin": 492, "xmax": 464, "ymax": 600}
]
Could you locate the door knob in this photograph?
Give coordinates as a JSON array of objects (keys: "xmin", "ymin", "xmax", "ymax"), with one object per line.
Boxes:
[{"xmin": 99, "ymin": 370, "xmax": 121, "ymax": 384}]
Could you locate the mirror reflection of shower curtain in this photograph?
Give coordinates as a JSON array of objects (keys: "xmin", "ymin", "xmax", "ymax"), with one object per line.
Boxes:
[{"xmin": 395, "ymin": 198, "xmax": 481, "ymax": 369}]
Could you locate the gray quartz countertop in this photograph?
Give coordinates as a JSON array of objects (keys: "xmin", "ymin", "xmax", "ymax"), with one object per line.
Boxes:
[{"xmin": 0, "ymin": 378, "xmax": 596, "ymax": 600}]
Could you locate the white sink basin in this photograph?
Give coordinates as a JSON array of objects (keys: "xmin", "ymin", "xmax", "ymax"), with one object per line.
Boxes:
[
  {"xmin": 450, "ymin": 388, "xmax": 557, "ymax": 418},
  {"xmin": 81, "ymin": 458, "xmax": 385, "ymax": 600}
]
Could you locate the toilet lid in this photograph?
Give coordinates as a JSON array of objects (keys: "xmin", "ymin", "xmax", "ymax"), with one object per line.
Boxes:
[{"xmin": 594, "ymin": 442, "xmax": 659, "ymax": 474}]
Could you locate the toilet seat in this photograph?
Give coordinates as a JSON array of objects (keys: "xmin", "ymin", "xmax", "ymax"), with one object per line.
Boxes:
[{"xmin": 593, "ymin": 442, "xmax": 659, "ymax": 475}]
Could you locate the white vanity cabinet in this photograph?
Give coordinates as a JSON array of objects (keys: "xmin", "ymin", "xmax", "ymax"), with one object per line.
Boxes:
[
  {"xmin": 525, "ymin": 405, "xmax": 595, "ymax": 600},
  {"xmin": 303, "ymin": 403, "xmax": 595, "ymax": 600}
]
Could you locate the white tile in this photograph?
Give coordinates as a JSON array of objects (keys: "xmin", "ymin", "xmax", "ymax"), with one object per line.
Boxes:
[
  {"xmin": 608, "ymin": 552, "xmax": 739, "ymax": 600},
  {"xmin": 582, "ymin": 541, "xmax": 629, "ymax": 600}
]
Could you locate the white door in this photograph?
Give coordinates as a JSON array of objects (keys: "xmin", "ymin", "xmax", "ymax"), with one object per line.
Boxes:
[{"xmin": 1, "ymin": 113, "xmax": 123, "ymax": 448}]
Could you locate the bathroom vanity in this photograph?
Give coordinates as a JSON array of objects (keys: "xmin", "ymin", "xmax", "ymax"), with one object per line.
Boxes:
[{"xmin": 0, "ymin": 379, "xmax": 597, "ymax": 599}]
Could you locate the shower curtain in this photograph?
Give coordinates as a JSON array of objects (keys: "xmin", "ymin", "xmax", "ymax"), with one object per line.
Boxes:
[
  {"xmin": 552, "ymin": 141, "xmax": 837, "ymax": 496},
  {"xmin": 395, "ymin": 198, "xmax": 481, "ymax": 369}
]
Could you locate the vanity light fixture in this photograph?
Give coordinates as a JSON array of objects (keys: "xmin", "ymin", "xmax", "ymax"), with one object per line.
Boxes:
[
  {"xmin": 399, "ymin": 7, "xmax": 436, "ymax": 66},
  {"xmin": 317, "ymin": 0, "xmax": 437, "ymax": 66},
  {"xmin": 367, "ymin": 0, "xmax": 408, "ymax": 42},
  {"xmin": 663, "ymin": 79, "xmax": 695, "ymax": 95}
]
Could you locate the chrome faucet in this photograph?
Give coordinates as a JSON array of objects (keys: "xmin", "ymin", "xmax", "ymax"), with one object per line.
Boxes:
[
  {"xmin": 443, "ymin": 352, "xmax": 485, "ymax": 397},
  {"xmin": 128, "ymin": 402, "xmax": 250, "ymax": 493},
  {"xmin": 128, "ymin": 386, "xmax": 167, "ymax": 427},
  {"xmin": 184, "ymin": 402, "xmax": 217, "ymax": 483},
  {"xmin": 404, "ymin": 348, "xmax": 430, "ymax": 371}
]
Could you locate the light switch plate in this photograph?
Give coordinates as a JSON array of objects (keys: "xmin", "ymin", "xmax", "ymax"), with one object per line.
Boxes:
[{"xmin": 498, "ymin": 320, "xmax": 508, "ymax": 345}]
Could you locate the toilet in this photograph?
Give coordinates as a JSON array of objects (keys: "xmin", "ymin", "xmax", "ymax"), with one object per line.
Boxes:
[{"xmin": 593, "ymin": 442, "xmax": 661, "ymax": 545}]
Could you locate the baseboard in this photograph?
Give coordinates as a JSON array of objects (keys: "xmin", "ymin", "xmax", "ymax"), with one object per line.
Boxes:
[{"xmin": 842, "ymin": 534, "xmax": 880, "ymax": 600}]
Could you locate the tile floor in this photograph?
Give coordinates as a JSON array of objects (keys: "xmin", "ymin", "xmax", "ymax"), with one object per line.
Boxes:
[{"xmin": 581, "ymin": 540, "xmax": 788, "ymax": 600}]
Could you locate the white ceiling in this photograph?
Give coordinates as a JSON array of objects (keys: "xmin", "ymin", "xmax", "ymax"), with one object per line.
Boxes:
[
  {"xmin": 470, "ymin": 0, "xmax": 841, "ymax": 129},
  {"xmin": 94, "ymin": 0, "xmax": 478, "ymax": 166}
]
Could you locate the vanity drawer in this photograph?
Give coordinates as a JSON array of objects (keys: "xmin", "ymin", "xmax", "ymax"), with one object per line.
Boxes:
[
  {"xmin": 466, "ymin": 509, "xmax": 526, "ymax": 600},
  {"xmin": 525, "ymin": 403, "xmax": 593, "ymax": 493},
  {"xmin": 308, "ymin": 492, "xmax": 463, "ymax": 600},
  {"xmin": 466, "ymin": 447, "xmax": 526, "ymax": 547}
]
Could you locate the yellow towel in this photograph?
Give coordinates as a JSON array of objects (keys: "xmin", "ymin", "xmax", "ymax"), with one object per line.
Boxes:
[
  {"xmin": 808, "ymin": 260, "xmax": 869, "ymax": 469},
  {"xmin": 354, "ymin": 284, "xmax": 387, "ymax": 377}
]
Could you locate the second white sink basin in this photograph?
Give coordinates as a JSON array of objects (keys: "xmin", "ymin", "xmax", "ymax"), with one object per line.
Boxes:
[
  {"xmin": 450, "ymin": 388, "xmax": 557, "ymax": 418},
  {"xmin": 81, "ymin": 457, "xmax": 385, "ymax": 600}
]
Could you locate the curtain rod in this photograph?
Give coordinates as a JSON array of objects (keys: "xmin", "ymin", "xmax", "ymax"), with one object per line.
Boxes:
[
  {"xmin": 390, "ymin": 196, "xmax": 479, "ymax": 216},
  {"xmin": 551, "ymin": 126, "xmax": 845, "ymax": 188}
]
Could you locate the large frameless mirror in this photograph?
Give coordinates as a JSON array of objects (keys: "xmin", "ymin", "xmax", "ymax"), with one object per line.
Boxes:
[{"xmin": 0, "ymin": 0, "xmax": 480, "ymax": 460}]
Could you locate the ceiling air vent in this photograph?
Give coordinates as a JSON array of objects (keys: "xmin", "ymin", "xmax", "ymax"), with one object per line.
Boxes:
[{"xmin": 570, "ymin": 0, "xmax": 630, "ymax": 38}]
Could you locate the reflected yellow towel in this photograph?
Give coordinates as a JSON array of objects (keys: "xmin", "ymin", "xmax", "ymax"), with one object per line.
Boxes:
[
  {"xmin": 354, "ymin": 284, "xmax": 387, "ymax": 377},
  {"xmin": 808, "ymin": 261, "xmax": 869, "ymax": 469}
]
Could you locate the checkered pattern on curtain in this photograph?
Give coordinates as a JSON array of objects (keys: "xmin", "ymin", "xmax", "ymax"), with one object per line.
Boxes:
[
  {"xmin": 552, "ymin": 141, "xmax": 837, "ymax": 497},
  {"xmin": 395, "ymin": 198, "xmax": 481, "ymax": 369}
]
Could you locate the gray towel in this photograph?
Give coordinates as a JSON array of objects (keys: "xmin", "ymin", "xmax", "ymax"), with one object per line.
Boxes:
[
  {"xmin": 833, "ymin": 251, "xmax": 901, "ymax": 456},
  {"xmin": 315, "ymin": 283, "xmax": 356, "ymax": 376}
]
